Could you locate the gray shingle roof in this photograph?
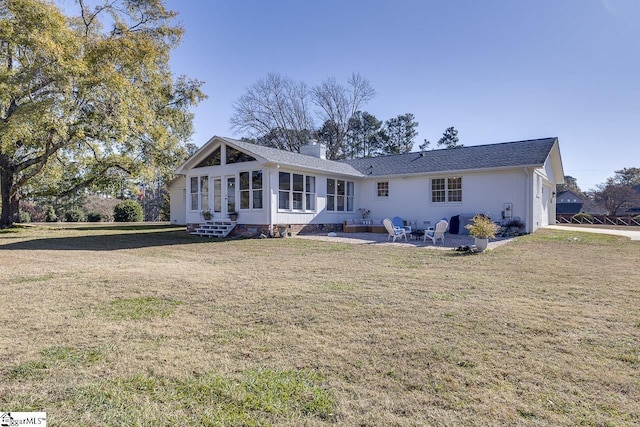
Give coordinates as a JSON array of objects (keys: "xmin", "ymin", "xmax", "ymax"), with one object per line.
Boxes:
[
  {"xmin": 339, "ymin": 137, "xmax": 558, "ymax": 177},
  {"xmin": 220, "ymin": 137, "xmax": 363, "ymax": 176}
]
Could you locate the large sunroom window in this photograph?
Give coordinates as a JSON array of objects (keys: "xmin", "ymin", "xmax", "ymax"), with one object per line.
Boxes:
[
  {"xmin": 190, "ymin": 176, "xmax": 209, "ymax": 210},
  {"xmin": 279, "ymin": 172, "xmax": 316, "ymax": 211},
  {"xmin": 239, "ymin": 170, "xmax": 263, "ymax": 210}
]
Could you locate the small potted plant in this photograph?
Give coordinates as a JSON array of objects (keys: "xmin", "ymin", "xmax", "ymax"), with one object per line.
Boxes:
[
  {"xmin": 465, "ymin": 214, "xmax": 498, "ymax": 252},
  {"xmin": 275, "ymin": 224, "xmax": 287, "ymax": 237},
  {"xmin": 201, "ymin": 209, "xmax": 212, "ymax": 221},
  {"xmin": 228, "ymin": 212, "xmax": 238, "ymax": 221}
]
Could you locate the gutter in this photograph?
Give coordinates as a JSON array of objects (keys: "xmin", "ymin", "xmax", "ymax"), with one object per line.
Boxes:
[
  {"xmin": 524, "ymin": 167, "xmax": 531, "ymax": 232},
  {"xmin": 362, "ymin": 163, "xmax": 546, "ymax": 180}
]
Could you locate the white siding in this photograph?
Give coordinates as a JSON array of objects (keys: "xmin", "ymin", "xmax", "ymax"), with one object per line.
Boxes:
[
  {"xmin": 169, "ymin": 175, "xmax": 187, "ymax": 225},
  {"xmin": 356, "ymin": 170, "xmax": 528, "ymax": 227}
]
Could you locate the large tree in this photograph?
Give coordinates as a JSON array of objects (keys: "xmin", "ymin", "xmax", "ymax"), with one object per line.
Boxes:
[
  {"xmin": 590, "ymin": 179, "xmax": 640, "ymax": 215},
  {"xmin": 612, "ymin": 167, "xmax": 640, "ymax": 187},
  {"xmin": 230, "ymin": 72, "xmax": 375, "ymax": 159},
  {"xmin": 380, "ymin": 113, "xmax": 419, "ymax": 155},
  {"xmin": 345, "ymin": 111, "xmax": 384, "ymax": 159},
  {"xmin": 312, "ymin": 73, "xmax": 375, "ymax": 158},
  {"xmin": 230, "ymin": 72, "xmax": 314, "ymax": 152},
  {"xmin": 556, "ymin": 175, "xmax": 583, "ymax": 195},
  {"xmin": 437, "ymin": 126, "xmax": 463, "ymax": 148},
  {"xmin": 0, "ymin": 0, "xmax": 204, "ymax": 227}
]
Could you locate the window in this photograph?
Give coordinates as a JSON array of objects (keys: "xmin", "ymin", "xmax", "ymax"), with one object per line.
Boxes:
[
  {"xmin": 431, "ymin": 178, "xmax": 445, "ymax": 203},
  {"xmin": 447, "ymin": 177, "xmax": 462, "ymax": 202},
  {"xmin": 190, "ymin": 176, "xmax": 209, "ymax": 210},
  {"xmin": 226, "ymin": 146, "xmax": 256, "ymax": 164},
  {"xmin": 431, "ymin": 177, "xmax": 462, "ymax": 203},
  {"xmin": 252, "ymin": 171, "xmax": 263, "ymax": 209},
  {"xmin": 200, "ymin": 176, "xmax": 209, "ymax": 209},
  {"xmin": 195, "ymin": 147, "xmax": 221, "ymax": 168},
  {"xmin": 240, "ymin": 170, "xmax": 263, "ymax": 210},
  {"xmin": 377, "ymin": 181, "xmax": 389, "ymax": 198},
  {"xmin": 327, "ymin": 178, "xmax": 354, "ymax": 211},
  {"xmin": 305, "ymin": 176, "xmax": 315, "ymax": 210},
  {"xmin": 190, "ymin": 177, "xmax": 198, "ymax": 210},
  {"xmin": 213, "ymin": 178, "xmax": 222, "ymax": 213},
  {"xmin": 279, "ymin": 172, "xmax": 316, "ymax": 211},
  {"xmin": 279, "ymin": 172, "xmax": 290, "ymax": 210}
]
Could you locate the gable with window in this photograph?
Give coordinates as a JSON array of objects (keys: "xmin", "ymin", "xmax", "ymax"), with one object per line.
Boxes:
[{"xmin": 431, "ymin": 177, "xmax": 462, "ymax": 203}]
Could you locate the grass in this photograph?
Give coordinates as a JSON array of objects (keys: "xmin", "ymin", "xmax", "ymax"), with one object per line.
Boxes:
[
  {"xmin": 1, "ymin": 224, "xmax": 639, "ymax": 426},
  {"xmin": 98, "ymin": 296, "xmax": 182, "ymax": 320}
]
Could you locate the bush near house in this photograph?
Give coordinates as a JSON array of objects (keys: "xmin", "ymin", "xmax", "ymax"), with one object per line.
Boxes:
[{"xmin": 113, "ymin": 200, "xmax": 143, "ymax": 222}]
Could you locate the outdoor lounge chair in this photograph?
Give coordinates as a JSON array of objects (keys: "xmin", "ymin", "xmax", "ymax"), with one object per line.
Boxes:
[
  {"xmin": 392, "ymin": 216, "xmax": 412, "ymax": 233},
  {"xmin": 383, "ymin": 218, "xmax": 407, "ymax": 242},
  {"xmin": 424, "ymin": 219, "xmax": 448, "ymax": 245}
]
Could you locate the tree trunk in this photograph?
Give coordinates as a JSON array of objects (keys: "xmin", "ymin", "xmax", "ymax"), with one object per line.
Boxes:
[{"xmin": 0, "ymin": 159, "xmax": 19, "ymax": 228}]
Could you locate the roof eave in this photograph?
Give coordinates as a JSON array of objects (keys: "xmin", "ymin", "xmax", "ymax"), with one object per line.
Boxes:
[{"xmin": 362, "ymin": 163, "xmax": 547, "ymax": 179}]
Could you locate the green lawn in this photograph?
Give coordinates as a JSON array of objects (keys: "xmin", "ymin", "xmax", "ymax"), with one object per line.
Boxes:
[{"xmin": 1, "ymin": 224, "xmax": 638, "ymax": 426}]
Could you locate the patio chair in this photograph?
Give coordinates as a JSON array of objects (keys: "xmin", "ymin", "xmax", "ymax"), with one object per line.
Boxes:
[
  {"xmin": 392, "ymin": 216, "xmax": 412, "ymax": 233},
  {"xmin": 383, "ymin": 218, "xmax": 407, "ymax": 242},
  {"xmin": 424, "ymin": 219, "xmax": 448, "ymax": 245}
]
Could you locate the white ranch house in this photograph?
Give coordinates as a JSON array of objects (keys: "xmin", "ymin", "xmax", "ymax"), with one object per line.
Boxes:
[{"xmin": 170, "ymin": 136, "xmax": 564, "ymax": 237}]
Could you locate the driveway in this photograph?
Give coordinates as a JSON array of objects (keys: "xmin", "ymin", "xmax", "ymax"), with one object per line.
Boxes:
[{"xmin": 547, "ymin": 225, "xmax": 640, "ymax": 241}]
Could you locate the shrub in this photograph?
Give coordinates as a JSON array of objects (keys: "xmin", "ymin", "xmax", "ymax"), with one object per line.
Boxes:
[
  {"xmin": 44, "ymin": 206, "xmax": 58, "ymax": 222},
  {"xmin": 83, "ymin": 195, "xmax": 119, "ymax": 222},
  {"xmin": 571, "ymin": 213, "xmax": 594, "ymax": 224},
  {"xmin": 465, "ymin": 214, "xmax": 499, "ymax": 239},
  {"xmin": 65, "ymin": 208, "xmax": 86, "ymax": 222},
  {"xmin": 87, "ymin": 211, "xmax": 102, "ymax": 222},
  {"xmin": 19, "ymin": 201, "xmax": 44, "ymax": 222},
  {"xmin": 18, "ymin": 210, "xmax": 31, "ymax": 223},
  {"xmin": 114, "ymin": 200, "xmax": 143, "ymax": 222}
]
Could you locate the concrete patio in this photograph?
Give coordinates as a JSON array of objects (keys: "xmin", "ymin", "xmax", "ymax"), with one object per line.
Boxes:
[{"xmin": 295, "ymin": 231, "xmax": 516, "ymax": 250}]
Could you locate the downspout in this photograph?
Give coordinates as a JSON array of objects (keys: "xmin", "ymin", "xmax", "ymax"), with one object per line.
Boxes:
[
  {"xmin": 267, "ymin": 165, "xmax": 273, "ymax": 237},
  {"xmin": 523, "ymin": 167, "xmax": 531, "ymax": 233}
]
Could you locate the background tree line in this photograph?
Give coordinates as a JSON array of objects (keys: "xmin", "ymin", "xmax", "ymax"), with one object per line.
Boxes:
[
  {"xmin": 230, "ymin": 72, "xmax": 462, "ymax": 160},
  {"xmin": 558, "ymin": 167, "xmax": 640, "ymax": 216}
]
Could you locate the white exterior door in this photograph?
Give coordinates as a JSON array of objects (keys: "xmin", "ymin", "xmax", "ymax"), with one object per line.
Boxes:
[
  {"xmin": 225, "ymin": 176, "xmax": 236, "ymax": 216},
  {"xmin": 213, "ymin": 177, "xmax": 222, "ymax": 215}
]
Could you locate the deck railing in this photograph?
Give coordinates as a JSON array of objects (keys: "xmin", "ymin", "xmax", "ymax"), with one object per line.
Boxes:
[{"xmin": 556, "ymin": 214, "xmax": 640, "ymax": 226}]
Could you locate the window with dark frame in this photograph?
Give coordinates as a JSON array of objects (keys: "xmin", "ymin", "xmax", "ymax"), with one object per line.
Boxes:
[{"xmin": 377, "ymin": 181, "xmax": 389, "ymax": 197}]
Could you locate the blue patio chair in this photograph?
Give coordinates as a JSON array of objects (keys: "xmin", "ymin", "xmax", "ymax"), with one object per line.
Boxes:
[{"xmin": 392, "ymin": 216, "xmax": 412, "ymax": 233}]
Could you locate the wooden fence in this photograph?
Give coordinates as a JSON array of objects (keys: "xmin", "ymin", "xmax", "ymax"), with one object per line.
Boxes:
[{"xmin": 556, "ymin": 214, "xmax": 640, "ymax": 226}]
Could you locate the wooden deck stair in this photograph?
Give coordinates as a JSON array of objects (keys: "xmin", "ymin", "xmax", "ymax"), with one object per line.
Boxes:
[{"xmin": 191, "ymin": 220, "xmax": 236, "ymax": 238}]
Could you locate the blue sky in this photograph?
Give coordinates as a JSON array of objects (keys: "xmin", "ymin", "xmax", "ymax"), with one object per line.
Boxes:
[{"xmin": 162, "ymin": 0, "xmax": 640, "ymax": 191}]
